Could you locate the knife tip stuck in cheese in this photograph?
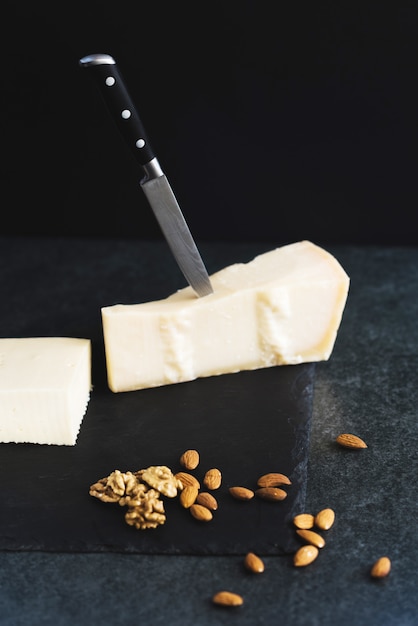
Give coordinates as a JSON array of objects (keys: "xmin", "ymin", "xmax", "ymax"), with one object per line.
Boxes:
[
  {"xmin": 0, "ymin": 337, "xmax": 92, "ymax": 445},
  {"xmin": 102, "ymin": 241, "xmax": 350, "ymax": 393}
]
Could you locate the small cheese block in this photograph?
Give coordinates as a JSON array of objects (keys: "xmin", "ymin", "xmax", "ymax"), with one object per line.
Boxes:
[
  {"xmin": 0, "ymin": 337, "xmax": 91, "ymax": 445},
  {"xmin": 102, "ymin": 241, "xmax": 349, "ymax": 393}
]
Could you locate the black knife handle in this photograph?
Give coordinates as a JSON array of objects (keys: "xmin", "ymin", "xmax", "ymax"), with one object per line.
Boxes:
[{"xmin": 79, "ymin": 53, "xmax": 155, "ymax": 167}]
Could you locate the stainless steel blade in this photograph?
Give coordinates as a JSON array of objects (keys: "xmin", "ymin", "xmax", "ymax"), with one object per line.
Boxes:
[{"xmin": 141, "ymin": 175, "xmax": 213, "ymax": 297}]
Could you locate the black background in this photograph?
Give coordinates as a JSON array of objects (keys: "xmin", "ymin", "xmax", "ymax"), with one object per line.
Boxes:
[{"xmin": 2, "ymin": 1, "xmax": 417, "ymax": 245}]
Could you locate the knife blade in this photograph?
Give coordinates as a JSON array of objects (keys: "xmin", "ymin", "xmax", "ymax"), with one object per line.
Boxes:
[{"xmin": 79, "ymin": 53, "xmax": 213, "ymax": 297}]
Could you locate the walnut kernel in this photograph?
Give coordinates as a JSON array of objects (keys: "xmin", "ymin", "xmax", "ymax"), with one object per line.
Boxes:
[
  {"xmin": 124, "ymin": 488, "xmax": 166, "ymax": 529},
  {"xmin": 137, "ymin": 465, "xmax": 182, "ymax": 498}
]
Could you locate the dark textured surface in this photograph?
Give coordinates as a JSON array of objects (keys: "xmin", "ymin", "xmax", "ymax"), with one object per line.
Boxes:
[{"xmin": 1, "ymin": 239, "xmax": 418, "ymax": 625}]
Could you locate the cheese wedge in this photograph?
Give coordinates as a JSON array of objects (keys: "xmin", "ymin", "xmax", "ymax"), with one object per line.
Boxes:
[
  {"xmin": 0, "ymin": 337, "xmax": 91, "ymax": 445},
  {"xmin": 102, "ymin": 241, "xmax": 349, "ymax": 393}
]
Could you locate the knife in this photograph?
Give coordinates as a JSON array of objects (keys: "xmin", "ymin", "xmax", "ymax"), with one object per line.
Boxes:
[{"xmin": 79, "ymin": 53, "xmax": 213, "ymax": 297}]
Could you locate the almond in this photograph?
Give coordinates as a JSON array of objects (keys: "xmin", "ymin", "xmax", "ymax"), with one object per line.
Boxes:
[
  {"xmin": 294, "ymin": 544, "xmax": 319, "ymax": 567},
  {"xmin": 244, "ymin": 552, "xmax": 265, "ymax": 573},
  {"xmin": 293, "ymin": 513, "xmax": 315, "ymax": 529},
  {"xmin": 257, "ymin": 472, "xmax": 292, "ymax": 487},
  {"xmin": 179, "ymin": 485, "xmax": 198, "ymax": 508},
  {"xmin": 315, "ymin": 508, "xmax": 335, "ymax": 530},
  {"xmin": 336, "ymin": 433, "xmax": 368, "ymax": 449},
  {"xmin": 196, "ymin": 491, "xmax": 218, "ymax": 511},
  {"xmin": 203, "ymin": 468, "xmax": 222, "ymax": 490},
  {"xmin": 296, "ymin": 529, "xmax": 326, "ymax": 549},
  {"xmin": 174, "ymin": 471, "xmax": 200, "ymax": 490},
  {"xmin": 179, "ymin": 449, "xmax": 200, "ymax": 470},
  {"xmin": 229, "ymin": 486, "xmax": 255, "ymax": 501},
  {"xmin": 370, "ymin": 556, "xmax": 391, "ymax": 578},
  {"xmin": 255, "ymin": 487, "xmax": 287, "ymax": 501},
  {"xmin": 212, "ymin": 591, "xmax": 244, "ymax": 607},
  {"xmin": 190, "ymin": 503, "xmax": 213, "ymax": 521}
]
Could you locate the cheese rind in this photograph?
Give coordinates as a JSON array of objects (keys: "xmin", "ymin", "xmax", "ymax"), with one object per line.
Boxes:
[
  {"xmin": 0, "ymin": 337, "xmax": 91, "ymax": 445},
  {"xmin": 102, "ymin": 241, "xmax": 349, "ymax": 393}
]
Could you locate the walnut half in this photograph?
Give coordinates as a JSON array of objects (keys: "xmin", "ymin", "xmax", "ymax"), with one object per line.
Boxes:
[
  {"xmin": 124, "ymin": 488, "xmax": 166, "ymax": 529},
  {"xmin": 89, "ymin": 470, "xmax": 138, "ymax": 503},
  {"xmin": 136, "ymin": 465, "xmax": 182, "ymax": 498}
]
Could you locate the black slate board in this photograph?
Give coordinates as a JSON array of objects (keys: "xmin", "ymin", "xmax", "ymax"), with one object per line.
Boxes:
[
  {"xmin": 1, "ymin": 363, "xmax": 314, "ymax": 555},
  {"xmin": 0, "ymin": 237, "xmax": 315, "ymax": 556}
]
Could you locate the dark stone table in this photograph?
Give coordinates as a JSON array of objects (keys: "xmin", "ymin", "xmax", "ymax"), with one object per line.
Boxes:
[{"xmin": 0, "ymin": 237, "xmax": 417, "ymax": 625}]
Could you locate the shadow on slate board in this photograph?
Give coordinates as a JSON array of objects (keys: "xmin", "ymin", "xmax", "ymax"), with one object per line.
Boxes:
[{"xmin": 1, "ymin": 363, "xmax": 315, "ymax": 556}]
